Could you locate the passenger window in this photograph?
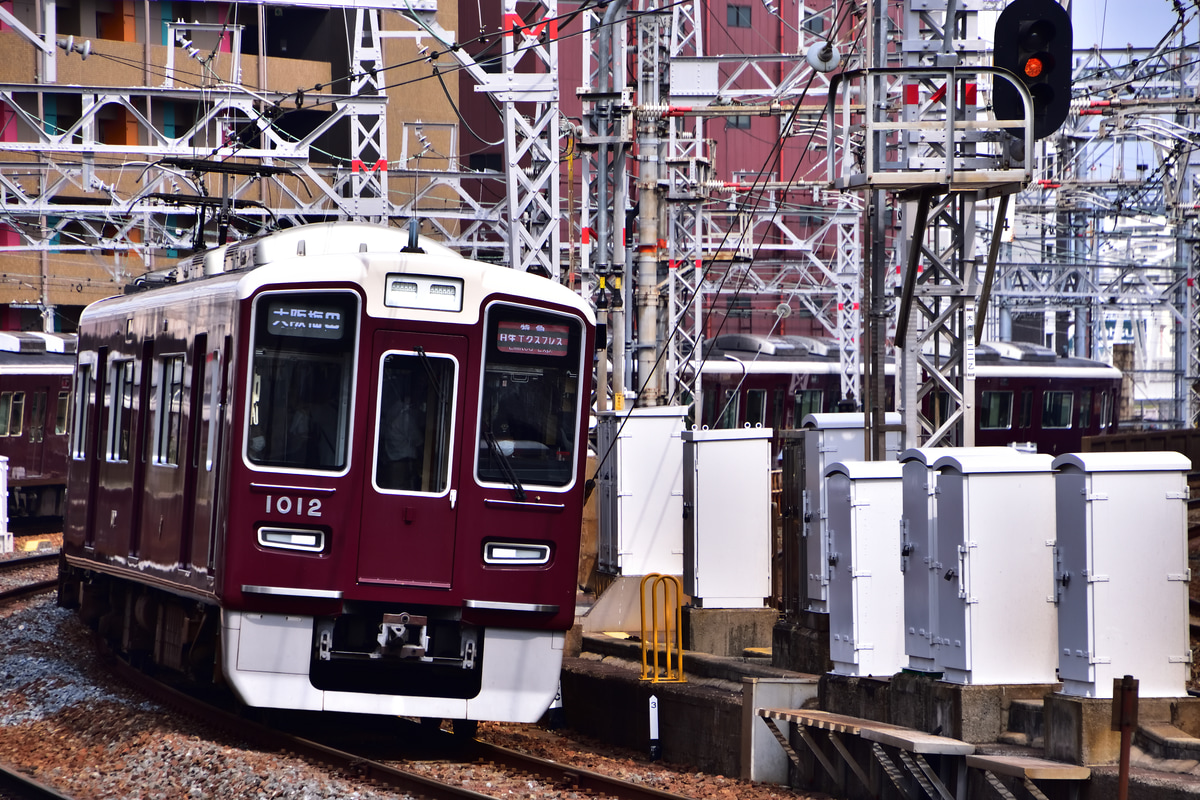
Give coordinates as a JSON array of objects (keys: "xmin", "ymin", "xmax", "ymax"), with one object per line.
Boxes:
[
  {"xmin": 155, "ymin": 355, "xmax": 185, "ymax": 465},
  {"xmin": 55, "ymin": 391, "xmax": 69, "ymax": 435},
  {"xmin": 793, "ymin": 389, "xmax": 823, "ymax": 421},
  {"xmin": 28, "ymin": 392, "xmax": 45, "ymax": 443},
  {"xmin": 979, "ymin": 390, "xmax": 1013, "ymax": 430},
  {"xmin": 719, "ymin": 390, "xmax": 740, "ymax": 428},
  {"xmin": 108, "ymin": 360, "xmax": 135, "ymax": 462},
  {"xmin": 1079, "ymin": 389, "xmax": 1092, "ymax": 430},
  {"xmin": 476, "ymin": 304, "xmax": 584, "ymax": 489},
  {"xmin": 0, "ymin": 392, "xmax": 25, "ymax": 437},
  {"xmin": 1099, "ymin": 391, "xmax": 1113, "ymax": 430},
  {"xmin": 1018, "ymin": 388, "xmax": 1033, "ymax": 428},
  {"xmin": 1042, "ymin": 390, "xmax": 1073, "ymax": 429},
  {"xmin": 746, "ymin": 389, "xmax": 767, "ymax": 427},
  {"xmin": 246, "ymin": 291, "xmax": 358, "ymax": 472},
  {"xmin": 375, "ymin": 351, "xmax": 455, "ymax": 494},
  {"xmin": 71, "ymin": 366, "xmax": 92, "ymax": 459}
]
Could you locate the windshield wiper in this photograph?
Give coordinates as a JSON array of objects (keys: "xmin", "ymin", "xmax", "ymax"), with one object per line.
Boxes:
[{"xmin": 485, "ymin": 429, "xmax": 527, "ymax": 501}]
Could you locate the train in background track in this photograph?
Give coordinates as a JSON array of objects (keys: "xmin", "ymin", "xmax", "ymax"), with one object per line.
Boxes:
[
  {"xmin": 696, "ymin": 334, "xmax": 1122, "ymax": 455},
  {"xmin": 0, "ymin": 332, "xmax": 75, "ymax": 523},
  {"xmin": 59, "ymin": 222, "xmax": 594, "ymax": 731}
]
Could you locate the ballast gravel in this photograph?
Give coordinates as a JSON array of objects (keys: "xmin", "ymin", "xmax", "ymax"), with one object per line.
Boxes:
[{"xmin": 0, "ymin": 593, "xmax": 816, "ymax": 800}]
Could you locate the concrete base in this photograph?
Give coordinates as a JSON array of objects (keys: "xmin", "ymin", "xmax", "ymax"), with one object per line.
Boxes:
[
  {"xmin": 819, "ymin": 673, "xmax": 893, "ymax": 724},
  {"xmin": 771, "ymin": 613, "xmax": 831, "ymax": 674},
  {"xmin": 888, "ymin": 671, "xmax": 1061, "ymax": 744},
  {"xmin": 682, "ymin": 606, "xmax": 775, "ymax": 658},
  {"xmin": 1044, "ymin": 692, "xmax": 1200, "ymax": 765}
]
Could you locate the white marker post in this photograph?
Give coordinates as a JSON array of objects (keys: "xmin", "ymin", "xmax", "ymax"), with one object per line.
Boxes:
[{"xmin": 649, "ymin": 695, "xmax": 661, "ymax": 761}]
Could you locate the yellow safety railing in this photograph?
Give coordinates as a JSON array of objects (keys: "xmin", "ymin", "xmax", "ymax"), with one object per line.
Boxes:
[{"xmin": 639, "ymin": 574, "xmax": 686, "ymax": 683}]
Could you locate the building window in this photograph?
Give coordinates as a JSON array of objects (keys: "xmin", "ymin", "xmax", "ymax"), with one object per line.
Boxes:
[
  {"xmin": 727, "ymin": 115, "xmax": 752, "ymax": 130},
  {"xmin": 728, "ymin": 5, "xmax": 751, "ymax": 27}
]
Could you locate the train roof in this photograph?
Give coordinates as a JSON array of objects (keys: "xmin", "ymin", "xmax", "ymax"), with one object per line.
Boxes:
[
  {"xmin": 695, "ymin": 334, "xmax": 1122, "ymax": 378},
  {"xmin": 85, "ymin": 223, "xmax": 593, "ymax": 327},
  {"xmin": 0, "ymin": 332, "xmax": 77, "ymax": 374}
]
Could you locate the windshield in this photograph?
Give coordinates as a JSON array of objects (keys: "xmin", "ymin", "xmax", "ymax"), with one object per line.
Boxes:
[
  {"xmin": 246, "ymin": 291, "xmax": 358, "ymax": 471},
  {"xmin": 476, "ymin": 304, "xmax": 584, "ymax": 489}
]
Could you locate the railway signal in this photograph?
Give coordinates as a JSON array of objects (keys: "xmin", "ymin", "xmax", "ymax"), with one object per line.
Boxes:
[{"xmin": 993, "ymin": 0, "xmax": 1073, "ymax": 139}]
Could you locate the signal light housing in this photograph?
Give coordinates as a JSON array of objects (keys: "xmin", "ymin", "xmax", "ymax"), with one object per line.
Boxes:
[{"xmin": 994, "ymin": 0, "xmax": 1073, "ymax": 140}]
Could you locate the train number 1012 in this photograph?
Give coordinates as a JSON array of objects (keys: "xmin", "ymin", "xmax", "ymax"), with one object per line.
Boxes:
[{"xmin": 265, "ymin": 495, "xmax": 323, "ymax": 517}]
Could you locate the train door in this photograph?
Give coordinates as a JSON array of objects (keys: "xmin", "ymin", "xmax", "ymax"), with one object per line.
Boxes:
[
  {"xmin": 358, "ymin": 331, "xmax": 467, "ymax": 587},
  {"xmin": 26, "ymin": 391, "xmax": 46, "ymax": 476}
]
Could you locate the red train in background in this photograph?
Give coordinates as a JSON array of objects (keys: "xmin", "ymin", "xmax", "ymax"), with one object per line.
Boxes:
[
  {"xmin": 59, "ymin": 222, "xmax": 594, "ymax": 730},
  {"xmin": 697, "ymin": 334, "xmax": 1122, "ymax": 455},
  {"xmin": 0, "ymin": 332, "xmax": 75, "ymax": 522}
]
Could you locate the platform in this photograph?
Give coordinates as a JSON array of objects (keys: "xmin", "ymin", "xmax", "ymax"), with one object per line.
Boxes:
[{"xmin": 560, "ymin": 632, "xmax": 1200, "ymax": 800}]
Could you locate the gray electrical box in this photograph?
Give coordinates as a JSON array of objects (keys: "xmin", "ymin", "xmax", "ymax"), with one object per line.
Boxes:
[
  {"xmin": 825, "ymin": 460, "xmax": 905, "ymax": 677},
  {"xmin": 1053, "ymin": 451, "xmax": 1191, "ymax": 698},
  {"xmin": 801, "ymin": 413, "xmax": 901, "ymax": 612},
  {"xmin": 899, "ymin": 447, "xmax": 1013, "ymax": 673}
]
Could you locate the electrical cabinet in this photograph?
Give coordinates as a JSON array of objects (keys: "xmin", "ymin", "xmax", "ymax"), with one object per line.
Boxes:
[
  {"xmin": 682, "ymin": 427, "xmax": 772, "ymax": 608},
  {"xmin": 1053, "ymin": 451, "xmax": 1191, "ymax": 698},
  {"xmin": 825, "ymin": 460, "xmax": 905, "ymax": 677},
  {"xmin": 932, "ymin": 451, "xmax": 1057, "ymax": 685}
]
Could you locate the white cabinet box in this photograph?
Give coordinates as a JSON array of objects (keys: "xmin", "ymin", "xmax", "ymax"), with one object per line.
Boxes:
[
  {"xmin": 899, "ymin": 447, "xmax": 1013, "ymax": 673},
  {"xmin": 682, "ymin": 427, "xmax": 772, "ymax": 608},
  {"xmin": 800, "ymin": 413, "xmax": 900, "ymax": 612},
  {"xmin": 932, "ymin": 451, "xmax": 1057, "ymax": 685},
  {"xmin": 1053, "ymin": 451, "xmax": 1191, "ymax": 698},
  {"xmin": 825, "ymin": 460, "xmax": 905, "ymax": 677},
  {"xmin": 596, "ymin": 406, "xmax": 688, "ymax": 577}
]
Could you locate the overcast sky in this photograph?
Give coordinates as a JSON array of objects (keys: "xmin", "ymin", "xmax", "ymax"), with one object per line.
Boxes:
[{"xmin": 1070, "ymin": 0, "xmax": 1188, "ymax": 49}]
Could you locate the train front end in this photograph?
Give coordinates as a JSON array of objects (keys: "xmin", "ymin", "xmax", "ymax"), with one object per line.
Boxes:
[{"xmin": 218, "ymin": 247, "xmax": 594, "ymax": 723}]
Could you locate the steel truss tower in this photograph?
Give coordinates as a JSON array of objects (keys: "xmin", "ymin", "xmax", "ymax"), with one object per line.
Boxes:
[{"xmin": 988, "ymin": 31, "xmax": 1200, "ymax": 427}]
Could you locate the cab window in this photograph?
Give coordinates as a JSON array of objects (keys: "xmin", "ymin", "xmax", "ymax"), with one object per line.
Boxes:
[
  {"xmin": 247, "ymin": 291, "xmax": 358, "ymax": 471},
  {"xmin": 476, "ymin": 304, "xmax": 584, "ymax": 489}
]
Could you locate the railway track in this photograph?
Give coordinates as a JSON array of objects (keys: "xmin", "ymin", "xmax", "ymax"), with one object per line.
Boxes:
[
  {"xmin": 103, "ymin": 651, "xmax": 693, "ymax": 800},
  {"xmin": 0, "ymin": 550, "xmax": 58, "ymax": 604}
]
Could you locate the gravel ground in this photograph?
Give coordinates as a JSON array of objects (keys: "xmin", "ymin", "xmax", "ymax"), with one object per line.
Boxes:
[{"xmin": 0, "ymin": 591, "xmax": 817, "ymax": 800}]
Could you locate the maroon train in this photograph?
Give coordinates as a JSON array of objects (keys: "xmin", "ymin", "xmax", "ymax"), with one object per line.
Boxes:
[
  {"xmin": 59, "ymin": 222, "xmax": 594, "ymax": 729},
  {"xmin": 0, "ymin": 332, "xmax": 75, "ymax": 522},
  {"xmin": 697, "ymin": 334, "xmax": 1122, "ymax": 455}
]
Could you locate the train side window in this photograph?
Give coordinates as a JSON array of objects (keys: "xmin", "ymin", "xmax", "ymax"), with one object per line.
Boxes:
[
  {"xmin": 978, "ymin": 391, "xmax": 1013, "ymax": 430},
  {"xmin": 1042, "ymin": 390, "xmax": 1073, "ymax": 429},
  {"xmin": 1099, "ymin": 391, "xmax": 1113, "ymax": 430},
  {"xmin": 71, "ymin": 366, "xmax": 92, "ymax": 458},
  {"xmin": 55, "ymin": 391, "xmax": 69, "ymax": 435},
  {"xmin": 28, "ymin": 392, "xmax": 45, "ymax": 444},
  {"xmin": 719, "ymin": 390, "xmax": 740, "ymax": 428},
  {"xmin": 1017, "ymin": 388, "xmax": 1033, "ymax": 429},
  {"xmin": 476, "ymin": 304, "xmax": 585, "ymax": 489},
  {"xmin": 1079, "ymin": 389, "xmax": 1092, "ymax": 430},
  {"xmin": 107, "ymin": 360, "xmax": 135, "ymax": 462},
  {"xmin": 155, "ymin": 355, "xmax": 185, "ymax": 466},
  {"xmin": 204, "ymin": 349, "xmax": 222, "ymax": 471},
  {"xmin": 246, "ymin": 291, "xmax": 358, "ymax": 472},
  {"xmin": 0, "ymin": 392, "xmax": 25, "ymax": 437},
  {"xmin": 747, "ymin": 389, "xmax": 767, "ymax": 427},
  {"xmin": 375, "ymin": 352, "xmax": 456, "ymax": 494},
  {"xmin": 793, "ymin": 390, "xmax": 822, "ymax": 421}
]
